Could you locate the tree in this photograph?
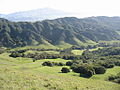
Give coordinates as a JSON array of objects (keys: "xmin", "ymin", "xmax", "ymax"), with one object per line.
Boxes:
[
  {"xmin": 71, "ymin": 64, "xmax": 95, "ymax": 78},
  {"xmin": 101, "ymin": 63, "xmax": 114, "ymax": 68},
  {"xmin": 42, "ymin": 61, "xmax": 54, "ymax": 67},
  {"xmin": 58, "ymin": 62, "xmax": 64, "ymax": 66},
  {"xmin": 61, "ymin": 67, "xmax": 70, "ymax": 73},
  {"xmin": 33, "ymin": 59, "xmax": 36, "ymax": 62},
  {"xmin": 66, "ymin": 61, "xmax": 73, "ymax": 66},
  {"xmin": 93, "ymin": 66, "xmax": 106, "ymax": 74}
]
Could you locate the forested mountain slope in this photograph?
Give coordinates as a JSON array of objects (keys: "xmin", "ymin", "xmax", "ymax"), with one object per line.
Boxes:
[{"xmin": 0, "ymin": 17, "xmax": 120, "ymax": 48}]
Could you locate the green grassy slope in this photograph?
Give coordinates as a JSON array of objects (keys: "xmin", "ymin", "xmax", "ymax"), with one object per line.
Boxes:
[
  {"xmin": 1, "ymin": 17, "xmax": 120, "ymax": 48},
  {"xmin": 71, "ymin": 47, "xmax": 103, "ymax": 55},
  {"xmin": 0, "ymin": 53, "xmax": 120, "ymax": 90},
  {"xmin": 71, "ymin": 50, "xmax": 84, "ymax": 55}
]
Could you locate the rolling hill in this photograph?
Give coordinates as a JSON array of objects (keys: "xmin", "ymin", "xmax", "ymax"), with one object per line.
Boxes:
[{"xmin": 0, "ymin": 16, "xmax": 120, "ymax": 48}]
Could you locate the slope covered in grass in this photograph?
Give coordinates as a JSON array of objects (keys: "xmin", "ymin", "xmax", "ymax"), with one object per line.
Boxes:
[
  {"xmin": 1, "ymin": 17, "xmax": 120, "ymax": 48},
  {"xmin": 0, "ymin": 53, "xmax": 120, "ymax": 90}
]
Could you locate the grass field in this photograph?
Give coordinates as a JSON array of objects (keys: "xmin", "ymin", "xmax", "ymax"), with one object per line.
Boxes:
[
  {"xmin": 71, "ymin": 47, "xmax": 103, "ymax": 55},
  {"xmin": 71, "ymin": 50, "xmax": 84, "ymax": 55},
  {"xmin": 0, "ymin": 53, "xmax": 120, "ymax": 90},
  {"xmin": 24, "ymin": 50, "xmax": 60, "ymax": 55}
]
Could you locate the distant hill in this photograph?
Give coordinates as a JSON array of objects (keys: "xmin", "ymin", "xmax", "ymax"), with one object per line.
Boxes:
[
  {"xmin": 0, "ymin": 8, "xmax": 77, "ymax": 22},
  {"xmin": 0, "ymin": 16, "xmax": 120, "ymax": 48}
]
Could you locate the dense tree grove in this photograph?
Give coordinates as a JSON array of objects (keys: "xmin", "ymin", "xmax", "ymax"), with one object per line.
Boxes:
[
  {"xmin": 91, "ymin": 47, "xmax": 120, "ymax": 56},
  {"xmin": 98, "ymin": 41, "xmax": 120, "ymax": 47},
  {"xmin": 9, "ymin": 51, "xmax": 81, "ymax": 60},
  {"xmin": 81, "ymin": 47, "xmax": 120, "ymax": 66}
]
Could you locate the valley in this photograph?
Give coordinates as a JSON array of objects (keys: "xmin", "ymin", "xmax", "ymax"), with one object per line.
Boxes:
[
  {"xmin": 0, "ymin": 45, "xmax": 120, "ymax": 90},
  {"xmin": 0, "ymin": 16, "xmax": 120, "ymax": 90}
]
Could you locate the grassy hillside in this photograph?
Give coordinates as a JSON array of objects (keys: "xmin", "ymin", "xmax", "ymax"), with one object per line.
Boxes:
[
  {"xmin": 0, "ymin": 53, "xmax": 120, "ymax": 90},
  {"xmin": 0, "ymin": 17, "xmax": 120, "ymax": 48},
  {"xmin": 71, "ymin": 50, "xmax": 84, "ymax": 55}
]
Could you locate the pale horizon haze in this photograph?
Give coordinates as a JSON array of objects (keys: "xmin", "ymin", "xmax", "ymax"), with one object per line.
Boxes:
[{"xmin": 0, "ymin": 0, "xmax": 120, "ymax": 17}]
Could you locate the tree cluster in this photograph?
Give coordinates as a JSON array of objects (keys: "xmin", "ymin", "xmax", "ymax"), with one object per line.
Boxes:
[
  {"xmin": 70, "ymin": 64, "xmax": 106, "ymax": 78},
  {"xmin": 42, "ymin": 61, "xmax": 64, "ymax": 67}
]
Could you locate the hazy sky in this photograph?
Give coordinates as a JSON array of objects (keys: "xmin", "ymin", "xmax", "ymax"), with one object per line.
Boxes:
[{"xmin": 0, "ymin": 0, "xmax": 120, "ymax": 17}]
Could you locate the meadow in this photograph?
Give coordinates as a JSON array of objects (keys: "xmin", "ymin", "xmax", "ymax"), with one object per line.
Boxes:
[{"xmin": 0, "ymin": 52, "xmax": 120, "ymax": 90}]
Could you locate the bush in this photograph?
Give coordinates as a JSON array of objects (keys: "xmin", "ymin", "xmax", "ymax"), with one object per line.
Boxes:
[
  {"xmin": 101, "ymin": 63, "xmax": 114, "ymax": 68},
  {"xmin": 58, "ymin": 62, "xmax": 64, "ymax": 66},
  {"xmin": 71, "ymin": 64, "xmax": 95, "ymax": 78},
  {"xmin": 42, "ymin": 61, "xmax": 54, "ymax": 67},
  {"xmin": 108, "ymin": 73, "xmax": 120, "ymax": 84},
  {"xmin": 86, "ymin": 70, "xmax": 94, "ymax": 77},
  {"xmin": 9, "ymin": 52, "xmax": 24, "ymax": 58},
  {"xmin": 93, "ymin": 66, "xmax": 106, "ymax": 74},
  {"xmin": 114, "ymin": 61, "xmax": 120, "ymax": 66},
  {"xmin": 72, "ymin": 65, "xmax": 87, "ymax": 73},
  {"xmin": 33, "ymin": 59, "xmax": 36, "ymax": 62},
  {"xmin": 72, "ymin": 64, "xmax": 94, "ymax": 73},
  {"xmin": 114, "ymin": 78, "xmax": 120, "ymax": 83},
  {"xmin": 108, "ymin": 75, "xmax": 118, "ymax": 81},
  {"xmin": 42, "ymin": 61, "xmax": 64, "ymax": 67},
  {"xmin": 80, "ymin": 70, "xmax": 94, "ymax": 78},
  {"xmin": 61, "ymin": 67, "xmax": 70, "ymax": 73},
  {"xmin": 66, "ymin": 61, "xmax": 73, "ymax": 66},
  {"xmin": 108, "ymin": 64, "xmax": 114, "ymax": 68}
]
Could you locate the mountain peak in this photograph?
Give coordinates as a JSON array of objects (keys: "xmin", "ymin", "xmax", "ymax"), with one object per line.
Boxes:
[{"xmin": 0, "ymin": 8, "xmax": 76, "ymax": 22}]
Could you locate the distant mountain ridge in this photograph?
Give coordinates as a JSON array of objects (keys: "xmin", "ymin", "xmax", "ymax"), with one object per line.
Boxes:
[
  {"xmin": 0, "ymin": 8, "xmax": 77, "ymax": 22},
  {"xmin": 0, "ymin": 16, "xmax": 120, "ymax": 48}
]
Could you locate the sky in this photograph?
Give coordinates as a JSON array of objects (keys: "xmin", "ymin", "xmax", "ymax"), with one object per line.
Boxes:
[{"xmin": 0, "ymin": 0, "xmax": 120, "ymax": 17}]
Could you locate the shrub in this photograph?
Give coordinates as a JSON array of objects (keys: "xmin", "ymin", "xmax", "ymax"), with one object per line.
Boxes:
[
  {"xmin": 61, "ymin": 67, "xmax": 70, "ymax": 73},
  {"xmin": 58, "ymin": 62, "xmax": 64, "ymax": 66},
  {"xmin": 93, "ymin": 66, "xmax": 106, "ymax": 74},
  {"xmin": 108, "ymin": 73, "xmax": 120, "ymax": 84},
  {"xmin": 86, "ymin": 70, "xmax": 94, "ymax": 77},
  {"xmin": 9, "ymin": 52, "xmax": 24, "ymax": 58},
  {"xmin": 108, "ymin": 75, "xmax": 118, "ymax": 81},
  {"xmin": 80, "ymin": 70, "xmax": 94, "ymax": 78},
  {"xmin": 33, "ymin": 59, "xmax": 36, "ymax": 62},
  {"xmin": 71, "ymin": 64, "xmax": 95, "ymax": 78},
  {"xmin": 72, "ymin": 64, "xmax": 94, "ymax": 73},
  {"xmin": 42, "ymin": 61, "xmax": 54, "ymax": 67},
  {"xmin": 66, "ymin": 61, "xmax": 73, "ymax": 66},
  {"xmin": 72, "ymin": 65, "xmax": 87, "ymax": 73},
  {"xmin": 114, "ymin": 61, "xmax": 120, "ymax": 66},
  {"xmin": 114, "ymin": 78, "xmax": 120, "ymax": 83},
  {"xmin": 42, "ymin": 61, "xmax": 64, "ymax": 67},
  {"xmin": 101, "ymin": 63, "xmax": 114, "ymax": 68},
  {"xmin": 108, "ymin": 64, "xmax": 114, "ymax": 68}
]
